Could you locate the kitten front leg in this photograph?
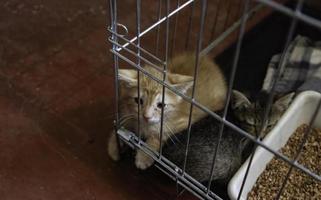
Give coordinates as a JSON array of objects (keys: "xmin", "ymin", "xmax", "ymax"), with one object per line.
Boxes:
[
  {"xmin": 135, "ymin": 136, "xmax": 160, "ymax": 170},
  {"xmin": 107, "ymin": 130, "xmax": 121, "ymax": 161}
]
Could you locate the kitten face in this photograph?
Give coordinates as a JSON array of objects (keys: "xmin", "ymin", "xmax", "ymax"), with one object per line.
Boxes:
[
  {"xmin": 232, "ymin": 90, "xmax": 294, "ymax": 136},
  {"xmin": 118, "ymin": 67, "xmax": 193, "ymax": 134},
  {"xmin": 133, "ymin": 90, "xmax": 173, "ymax": 124}
]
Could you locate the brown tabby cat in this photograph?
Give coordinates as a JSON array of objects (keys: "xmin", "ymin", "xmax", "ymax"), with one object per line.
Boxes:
[
  {"xmin": 108, "ymin": 53, "xmax": 227, "ymax": 169},
  {"xmin": 231, "ymin": 90, "xmax": 294, "ymax": 137}
]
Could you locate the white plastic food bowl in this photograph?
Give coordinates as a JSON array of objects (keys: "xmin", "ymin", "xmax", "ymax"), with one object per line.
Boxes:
[{"xmin": 228, "ymin": 91, "xmax": 321, "ymax": 200}]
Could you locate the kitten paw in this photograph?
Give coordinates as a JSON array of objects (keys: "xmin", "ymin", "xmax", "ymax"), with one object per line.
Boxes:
[
  {"xmin": 135, "ymin": 150, "xmax": 154, "ymax": 170},
  {"xmin": 107, "ymin": 134, "xmax": 120, "ymax": 161}
]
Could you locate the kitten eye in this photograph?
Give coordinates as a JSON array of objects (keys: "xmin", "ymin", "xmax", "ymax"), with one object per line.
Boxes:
[
  {"xmin": 157, "ymin": 102, "xmax": 166, "ymax": 109},
  {"xmin": 134, "ymin": 97, "xmax": 143, "ymax": 105}
]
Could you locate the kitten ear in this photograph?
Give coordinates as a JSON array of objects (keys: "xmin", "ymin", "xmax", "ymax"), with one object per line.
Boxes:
[
  {"xmin": 118, "ymin": 69, "xmax": 137, "ymax": 87},
  {"xmin": 231, "ymin": 90, "xmax": 251, "ymax": 110},
  {"xmin": 167, "ymin": 73, "xmax": 194, "ymax": 94},
  {"xmin": 274, "ymin": 92, "xmax": 295, "ymax": 112}
]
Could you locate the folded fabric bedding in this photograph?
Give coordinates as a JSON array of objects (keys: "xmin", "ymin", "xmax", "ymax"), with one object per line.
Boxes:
[{"xmin": 262, "ymin": 35, "xmax": 321, "ymax": 94}]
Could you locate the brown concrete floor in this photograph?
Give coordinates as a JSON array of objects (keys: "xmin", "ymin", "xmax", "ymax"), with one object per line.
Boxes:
[
  {"xmin": 0, "ymin": 0, "xmax": 286, "ymax": 199},
  {"xmin": 0, "ymin": 0, "xmax": 198, "ymax": 199}
]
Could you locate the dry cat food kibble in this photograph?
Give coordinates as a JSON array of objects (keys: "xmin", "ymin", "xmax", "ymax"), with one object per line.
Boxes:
[{"xmin": 248, "ymin": 124, "xmax": 321, "ymax": 200}]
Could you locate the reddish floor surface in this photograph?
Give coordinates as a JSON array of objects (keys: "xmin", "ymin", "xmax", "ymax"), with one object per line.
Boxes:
[
  {"xmin": 0, "ymin": 0, "xmax": 277, "ymax": 198},
  {"xmin": 0, "ymin": 1, "xmax": 196, "ymax": 199}
]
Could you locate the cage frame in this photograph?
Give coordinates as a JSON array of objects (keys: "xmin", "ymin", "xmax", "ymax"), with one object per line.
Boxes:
[{"xmin": 108, "ymin": 0, "xmax": 321, "ymax": 199}]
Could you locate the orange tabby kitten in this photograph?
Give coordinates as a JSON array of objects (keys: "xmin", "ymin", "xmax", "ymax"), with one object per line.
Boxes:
[{"xmin": 108, "ymin": 53, "xmax": 227, "ymax": 169}]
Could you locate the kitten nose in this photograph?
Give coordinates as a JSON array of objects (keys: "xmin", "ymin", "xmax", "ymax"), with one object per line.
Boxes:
[{"xmin": 143, "ymin": 115, "xmax": 151, "ymax": 122}]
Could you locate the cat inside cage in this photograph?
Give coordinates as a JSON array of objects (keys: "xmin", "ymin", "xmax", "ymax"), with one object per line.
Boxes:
[{"xmin": 108, "ymin": 0, "xmax": 321, "ymax": 199}]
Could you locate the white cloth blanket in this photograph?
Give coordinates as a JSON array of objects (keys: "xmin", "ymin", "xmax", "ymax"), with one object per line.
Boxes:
[{"xmin": 262, "ymin": 35, "xmax": 321, "ymax": 95}]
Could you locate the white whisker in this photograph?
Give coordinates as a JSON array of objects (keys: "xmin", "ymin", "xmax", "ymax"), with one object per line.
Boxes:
[
  {"xmin": 163, "ymin": 127, "xmax": 176, "ymax": 145},
  {"xmin": 119, "ymin": 114, "xmax": 135, "ymax": 123},
  {"xmin": 120, "ymin": 116, "xmax": 136, "ymax": 126},
  {"xmin": 164, "ymin": 122, "xmax": 181, "ymax": 145}
]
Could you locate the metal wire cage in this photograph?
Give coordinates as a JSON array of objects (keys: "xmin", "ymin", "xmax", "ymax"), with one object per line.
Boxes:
[{"xmin": 108, "ymin": 0, "xmax": 321, "ymax": 199}]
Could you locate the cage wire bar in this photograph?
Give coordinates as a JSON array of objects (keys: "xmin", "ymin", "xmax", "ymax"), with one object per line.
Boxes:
[
  {"xmin": 135, "ymin": 0, "xmax": 142, "ymax": 141},
  {"xmin": 207, "ymin": 0, "xmax": 251, "ymax": 194},
  {"xmin": 185, "ymin": 1, "xmax": 194, "ymax": 50},
  {"xmin": 109, "ymin": 0, "xmax": 122, "ymax": 154},
  {"xmin": 170, "ymin": 0, "xmax": 181, "ymax": 58},
  {"xmin": 155, "ymin": 0, "xmax": 162, "ymax": 56},
  {"xmin": 108, "ymin": 0, "xmax": 321, "ymax": 199},
  {"xmin": 158, "ymin": 0, "xmax": 170, "ymax": 157},
  {"xmin": 182, "ymin": 0, "xmax": 207, "ymax": 175}
]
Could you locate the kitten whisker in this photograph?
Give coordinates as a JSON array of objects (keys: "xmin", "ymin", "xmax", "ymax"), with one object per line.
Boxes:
[
  {"xmin": 119, "ymin": 114, "xmax": 136, "ymax": 126},
  {"xmin": 164, "ymin": 122, "xmax": 182, "ymax": 145},
  {"xmin": 164, "ymin": 130, "xmax": 176, "ymax": 145},
  {"xmin": 120, "ymin": 116, "xmax": 136, "ymax": 126},
  {"xmin": 119, "ymin": 113, "xmax": 135, "ymax": 120},
  {"xmin": 120, "ymin": 113, "xmax": 135, "ymax": 119}
]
